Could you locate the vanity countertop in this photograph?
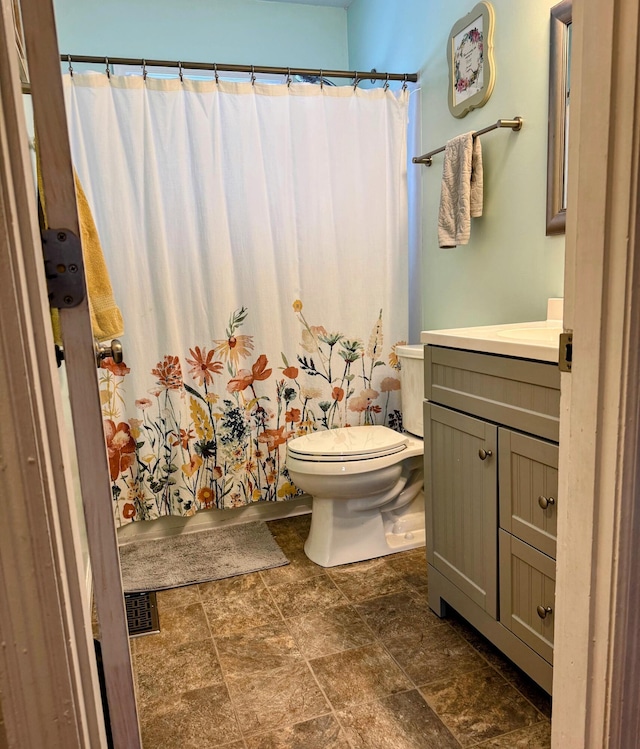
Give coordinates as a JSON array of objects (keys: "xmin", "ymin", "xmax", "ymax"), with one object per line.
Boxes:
[{"xmin": 420, "ymin": 320, "xmax": 562, "ymax": 363}]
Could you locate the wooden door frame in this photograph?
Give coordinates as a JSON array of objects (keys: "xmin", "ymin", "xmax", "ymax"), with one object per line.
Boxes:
[
  {"xmin": 553, "ymin": 0, "xmax": 640, "ymax": 745},
  {"xmin": 3, "ymin": 0, "xmax": 640, "ymax": 744},
  {"xmin": 1, "ymin": 0, "xmax": 141, "ymax": 745},
  {"xmin": 0, "ymin": 0, "xmax": 105, "ymax": 744}
]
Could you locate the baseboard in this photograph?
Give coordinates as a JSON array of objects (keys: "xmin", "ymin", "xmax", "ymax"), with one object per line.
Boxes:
[{"xmin": 116, "ymin": 495, "xmax": 313, "ymax": 545}]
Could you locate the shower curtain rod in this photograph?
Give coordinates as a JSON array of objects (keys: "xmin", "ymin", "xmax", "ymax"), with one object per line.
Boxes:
[{"xmin": 59, "ymin": 54, "xmax": 419, "ymax": 84}]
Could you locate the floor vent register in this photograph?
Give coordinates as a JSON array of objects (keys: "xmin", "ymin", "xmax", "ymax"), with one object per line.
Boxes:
[{"xmin": 124, "ymin": 591, "xmax": 160, "ymax": 637}]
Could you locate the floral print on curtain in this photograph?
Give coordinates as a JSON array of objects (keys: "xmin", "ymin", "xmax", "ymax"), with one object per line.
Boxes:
[{"xmin": 102, "ymin": 301, "xmax": 405, "ymax": 526}]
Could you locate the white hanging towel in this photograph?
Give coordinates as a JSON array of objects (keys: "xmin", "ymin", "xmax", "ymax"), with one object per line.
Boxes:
[{"xmin": 437, "ymin": 132, "xmax": 483, "ymax": 248}]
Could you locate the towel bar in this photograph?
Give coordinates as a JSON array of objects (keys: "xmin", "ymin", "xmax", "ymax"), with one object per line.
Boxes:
[{"xmin": 413, "ymin": 116, "xmax": 523, "ymax": 166}]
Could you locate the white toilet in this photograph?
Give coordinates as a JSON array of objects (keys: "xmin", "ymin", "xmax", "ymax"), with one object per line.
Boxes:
[{"xmin": 286, "ymin": 344, "xmax": 425, "ymax": 567}]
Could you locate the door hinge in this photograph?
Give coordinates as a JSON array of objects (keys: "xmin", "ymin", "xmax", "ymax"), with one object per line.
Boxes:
[
  {"xmin": 559, "ymin": 331, "xmax": 573, "ymax": 372},
  {"xmin": 41, "ymin": 228, "xmax": 85, "ymax": 308}
]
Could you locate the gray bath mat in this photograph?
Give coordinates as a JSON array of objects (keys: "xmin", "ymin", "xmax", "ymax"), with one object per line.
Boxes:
[{"xmin": 118, "ymin": 521, "xmax": 288, "ymax": 593}]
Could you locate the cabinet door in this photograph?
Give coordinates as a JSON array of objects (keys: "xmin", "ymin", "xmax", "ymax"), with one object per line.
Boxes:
[
  {"xmin": 425, "ymin": 403, "xmax": 498, "ymax": 617},
  {"xmin": 499, "ymin": 429, "xmax": 558, "ymax": 559},
  {"xmin": 499, "ymin": 530, "xmax": 555, "ymax": 664}
]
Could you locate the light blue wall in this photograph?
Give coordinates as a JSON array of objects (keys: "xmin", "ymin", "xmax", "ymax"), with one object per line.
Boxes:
[
  {"xmin": 54, "ymin": 0, "xmax": 563, "ymax": 330},
  {"xmin": 53, "ymin": 0, "xmax": 348, "ymax": 69},
  {"xmin": 348, "ymin": 0, "xmax": 565, "ymax": 330}
]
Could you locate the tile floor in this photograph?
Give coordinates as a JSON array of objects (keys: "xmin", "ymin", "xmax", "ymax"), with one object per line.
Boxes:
[{"xmin": 131, "ymin": 516, "xmax": 552, "ymax": 748}]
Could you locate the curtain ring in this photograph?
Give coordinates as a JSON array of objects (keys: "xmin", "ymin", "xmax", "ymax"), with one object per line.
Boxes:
[
  {"xmin": 353, "ymin": 72, "xmax": 359, "ymax": 91},
  {"xmin": 178, "ymin": 61, "xmax": 184, "ymax": 82},
  {"xmin": 142, "ymin": 59, "xmax": 147, "ymax": 81},
  {"xmin": 402, "ymin": 74, "xmax": 408, "ymax": 91},
  {"xmin": 105, "ymin": 57, "xmax": 110, "ymax": 79},
  {"xmin": 384, "ymin": 73, "xmax": 390, "ymax": 92},
  {"xmin": 319, "ymin": 69, "xmax": 323, "ymax": 90},
  {"xmin": 67, "ymin": 55, "xmax": 73, "ymax": 77},
  {"xmin": 213, "ymin": 63, "xmax": 219, "ymax": 84},
  {"xmin": 250, "ymin": 65, "xmax": 256, "ymax": 86},
  {"xmin": 287, "ymin": 67, "xmax": 292, "ymax": 87}
]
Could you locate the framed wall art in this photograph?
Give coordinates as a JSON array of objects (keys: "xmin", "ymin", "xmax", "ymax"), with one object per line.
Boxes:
[
  {"xmin": 546, "ymin": 0, "xmax": 572, "ymax": 235},
  {"xmin": 447, "ymin": 1, "xmax": 495, "ymax": 118}
]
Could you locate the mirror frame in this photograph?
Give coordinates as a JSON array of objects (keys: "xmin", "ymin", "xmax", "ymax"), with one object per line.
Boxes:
[{"xmin": 546, "ymin": 0, "xmax": 572, "ymax": 235}]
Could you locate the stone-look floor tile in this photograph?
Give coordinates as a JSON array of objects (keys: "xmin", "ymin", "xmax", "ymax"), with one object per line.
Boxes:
[
  {"xmin": 355, "ymin": 590, "xmax": 443, "ymax": 640},
  {"xmin": 446, "ymin": 611, "xmax": 517, "ymax": 675},
  {"xmin": 445, "ymin": 612, "xmax": 552, "ymax": 717},
  {"xmin": 269, "ymin": 514, "xmax": 311, "ymax": 537},
  {"xmin": 287, "ymin": 603, "xmax": 375, "ymax": 659},
  {"xmin": 309, "ymin": 643, "xmax": 412, "ymax": 709},
  {"xmin": 260, "ymin": 549, "xmax": 324, "ymax": 586},
  {"xmin": 338, "ymin": 689, "xmax": 461, "ymax": 749},
  {"xmin": 226, "ymin": 661, "xmax": 329, "ymax": 736},
  {"xmin": 387, "ymin": 549, "xmax": 429, "ymax": 590},
  {"xmin": 199, "ymin": 571, "xmax": 265, "ymax": 603},
  {"xmin": 268, "ymin": 517, "xmax": 305, "ymax": 533},
  {"xmin": 328, "ymin": 557, "xmax": 409, "ymax": 602},
  {"xmin": 475, "ymin": 721, "xmax": 551, "ymax": 748},
  {"xmin": 245, "ymin": 714, "xmax": 349, "ymax": 749},
  {"xmin": 134, "ymin": 603, "xmax": 210, "ymax": 654},
  {"xmin": 501, "ymin": 669, "xmax": 552, "ymax": 719},
  {"xmin": 139, "ymin": 685, "xmax": 241, "ymax": 748},
  {"xmin": 267, "ymin": 521, "xmax": 306, "ymax": 553},
  {"xmin": 135, "ymin": 638, "xmax": 224, "ymax": 703},
  {"xmin": 406, "ymin": 584, "xmax": 430, "ymax": 606},
  {"xmin": 156, "ymin": 584, "xmax": 201, "ymax": 611},
  {"xmin": 287, "ymin": 513, "xmax": 312, "ymax": 538},
  {"xmin": 201, "ymin": 575, "xmax": 281, "ymax": 635},
  {"xmin": 385, "ymin": 626, "xmax": 488, "ymax": 686},
  {"xmin": 420, "ymin": 667, "xmax": 543, "ymax": 747},
  {"xmin": 269, "ymin": 575, "xmax": 346, "ymax": 618},
  {"xmin": 215, "ymin": 622, "xmax": 302, "ymax": 677}
]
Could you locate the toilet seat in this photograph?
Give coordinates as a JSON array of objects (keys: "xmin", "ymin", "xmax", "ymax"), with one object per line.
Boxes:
[{"xmin": 287, "ymin": 425, "xmax": 408, "ymax": 463}]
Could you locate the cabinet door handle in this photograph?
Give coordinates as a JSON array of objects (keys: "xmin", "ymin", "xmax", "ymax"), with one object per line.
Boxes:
[
  {"xmin": 478, "ymin": 448, "xmax": 493, "ymax": 461},
  {"xmin": 536, "ymin": 605, "xmax": 553, "ymax": 619},
  {"xmin": 538, "ymin": 495, "xmax": 556, "ymax": 510}
]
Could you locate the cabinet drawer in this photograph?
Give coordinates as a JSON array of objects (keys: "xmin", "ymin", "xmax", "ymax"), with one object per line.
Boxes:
[
  {"xmin": 499, "ymin": 530, "xmax": 555, "ymax": 664},
  {"xmin": 499, "ymin": 430, "xmax": 558, "ymax": 559},
  {"xmin": 424, "ymin": 346, "xmax": 560, "ymax": 442}
]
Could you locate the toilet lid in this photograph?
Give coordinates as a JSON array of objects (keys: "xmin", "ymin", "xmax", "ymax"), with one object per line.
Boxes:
[{"xmin": 287, "ymin": 425, "xmax": 408, "ymax": 462}]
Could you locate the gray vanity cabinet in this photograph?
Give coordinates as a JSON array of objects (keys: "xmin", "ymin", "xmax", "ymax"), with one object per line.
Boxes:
[
  {"xmin": 424, "ymin": 345, "xmax": 560, "ymax": 694},
  {"xmin": 426, "ymin": 404, "xmax": 498, "ymax": 617},
  {"xmin": 498, "ymin": 429, "xmax": 557, "ymax": 665},
  {"xmin": 499, "ymin": 430, "xmax": 558, "ymax": 560},
  {"xmin": 499, "ymin": 532, "xmax": 556, "ymax": 665}
]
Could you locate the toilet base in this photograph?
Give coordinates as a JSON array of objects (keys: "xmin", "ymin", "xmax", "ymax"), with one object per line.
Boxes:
[{"xmin": 303, "ymin": 491, "xmax": 425, "ymax": 568}]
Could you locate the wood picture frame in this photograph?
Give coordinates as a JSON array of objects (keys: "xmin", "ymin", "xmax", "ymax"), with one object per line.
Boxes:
[
  {"xmin": 447, "ymin": 2, "xmax": 495, "ymax": 119},
  {"xmin": 546, "ymin": 0, "xmax": 571, "ymax": 235}
]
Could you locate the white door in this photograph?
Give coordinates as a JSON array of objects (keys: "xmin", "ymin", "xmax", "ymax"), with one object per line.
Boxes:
[{"xmin": 552, "ymin": 0, "xmax": 640, "ymax": 746}]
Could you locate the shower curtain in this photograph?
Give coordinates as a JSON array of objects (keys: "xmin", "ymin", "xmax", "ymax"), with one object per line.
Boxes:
[{"xmin": 64, "ymin": 73, "xmax": 410, "ymax": 526}]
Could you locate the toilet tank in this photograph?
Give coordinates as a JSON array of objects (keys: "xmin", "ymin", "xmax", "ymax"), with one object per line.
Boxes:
[{"xmin": 395, "ymin": 344, "xmax": 424, "ymax": 438}]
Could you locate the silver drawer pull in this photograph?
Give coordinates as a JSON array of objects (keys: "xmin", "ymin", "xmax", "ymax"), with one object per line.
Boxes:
[
  {"xmin": 478, "ymin": 448, "xmax": 493, "ymax": 461},
  {"xmin": 538, "ymin": 495, "xmax": 556, "ymax": 510},
  {"xmin": 536, "ymin": 605, "xmax": 553, "ymax": 619}
]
